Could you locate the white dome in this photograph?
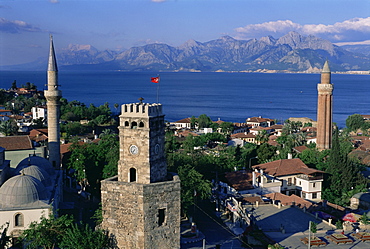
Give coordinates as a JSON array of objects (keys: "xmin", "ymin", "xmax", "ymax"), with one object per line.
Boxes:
[
  {"xmin": 17, "ymin": 156, "xmax": 55, "ymax": 176},
  {"xmin": 0, "ymin": 175, "xmax": 48, "ymax": 208},
  {"xmin": 18, "ymin": 165, "xmax": 52, "ymax": 187}
]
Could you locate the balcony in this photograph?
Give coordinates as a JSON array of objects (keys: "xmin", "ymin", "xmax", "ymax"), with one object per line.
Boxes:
[{"xmin": 296, "ymin": 174, "xmax": 323, "ymax": 181}]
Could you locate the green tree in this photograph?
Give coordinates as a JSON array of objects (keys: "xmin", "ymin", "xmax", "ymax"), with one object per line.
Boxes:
[
  {"xmin": 219, "ymin": 121, "xmax": 234, "ymax": 135},
  {"xmin": 68, "ymin": 133, "xmax": 119, "ymax": 196},
  {"xmin": 197, "ymin": 114, "xmax": 212, "ymax": 129},
  {"xmin": 322, "ymin": 128, "xmax": 367, "ymax": 205},
  {"xmin": 190, "ymin": 116, "xmax": 197, "ymax": 129},
  {"xmin": 310, "ymin": 221, "xmax": 317, "ymax": 239},
  {"xmin": 21, "ymin": 214, "xmax": 74, "ymax": 249},
  {"xmin": 11, "ymin": 80, "xmax": 17, "ymax": 90},
  {"xmin": 0, "ymin": 222, "xmax": 10, "ymax": 249},
  {"xmin": 256, "ymin": 130, "xmax": 269, "ymax": 144},
  {"xmin": 59, "ymin": 223, "xmax": 110, "ymax": 249},
  {"xmin": 177, "ymin": 164, "xmax": 212, "ymax": 215},
  {"xmin": 257, "ymin": 143, "xmax": 276, "ymax": 163},
  {"xmin": 346, "ymin": 114, "xmax": 365, "ymax": 132},
  {"xmin": 0, "ymin": 120, "xmax": 18, "ymax": 136}
]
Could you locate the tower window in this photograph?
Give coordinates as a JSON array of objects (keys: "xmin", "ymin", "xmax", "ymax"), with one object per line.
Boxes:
[
  {"xmin": 14, "ymin": 213, "xmax": 24, "ymax": 227},
  {"xmin": 131, "ymin": 122, "xmax": 137, "ymax": 129},
  {"xmin": 125, "ymin": 121, "xmax": 129, "ymax": 127},
  {"xmin": 158, "ymin": 208, "xmax": 166, "ymax": 226},
  {"xmin": 139, "ymin": 122, "xmax": 144, "ymax": 128},
  {"xmin": 129, "ymin": 168, "xmax": 136, "ymax": 182}
]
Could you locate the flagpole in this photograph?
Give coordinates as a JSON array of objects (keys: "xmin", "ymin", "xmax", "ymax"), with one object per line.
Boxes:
[{"xmin": 157, "ymin": 75, "xmax": 160, "ymax": 103}]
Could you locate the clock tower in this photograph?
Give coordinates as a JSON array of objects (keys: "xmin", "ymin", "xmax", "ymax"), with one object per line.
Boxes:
[{"xmin": 101, "ymin": 101, "xmax": 181, "ymax": 249}]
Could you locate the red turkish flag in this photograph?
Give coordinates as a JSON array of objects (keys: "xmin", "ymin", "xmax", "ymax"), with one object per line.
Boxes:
[{"xmin": 151, "ymin": 76, "xmax": 160, "ymax": 83}]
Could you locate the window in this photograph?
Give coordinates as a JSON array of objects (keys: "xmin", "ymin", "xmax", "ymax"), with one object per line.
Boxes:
[
  {"xmin": 287, "ymin": 178, "xmax": 292, "ymax": 186},
  {"xmin": 139, "ymin": 122, "xmax": 144, "ymax": 128},
  {"xmin": 14, "ymin": 213, "xmax": 24, "ymax": 227},
  {"xmin": 125, "ymin": 121, "xmax": 129, "ymax": 127},
  {"xmin": 158, "ymin": 208, "xmax": 166, "ymax": 226},
  {"xmin": 312, "ymin": 193, "xmax": 317, "ymax": 199},
  {"xmin": 131, "ymin": 122, "xmax": 137, "ymax": 129},
  {"xmin": 302, "ymin": 192, "xmax": 306, "ymax": 199},
  {"xmin": 313, "ymin": 183, "xmax": 316, "ymax": 188},
  {"xmin": 129, "ymin": 168, "xmax": 136, "ymax": 182},
  {"xmin": 293, "ymin": 177, "xmax": 296, "ymax": 185}
]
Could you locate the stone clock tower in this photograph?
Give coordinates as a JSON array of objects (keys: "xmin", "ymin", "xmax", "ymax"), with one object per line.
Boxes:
[{"xmin": 101, "ymin": 101, "xmax": 181, "ymax": 249}]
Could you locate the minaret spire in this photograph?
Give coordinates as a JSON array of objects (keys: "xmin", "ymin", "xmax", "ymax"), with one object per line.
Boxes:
[
  {"xmin": 316, "ymin": 60, "xmax": 333, "ymax": 150},
  {"xmin": 45, "ymin": 35, "xmax": 62, "ymax": 168},
  {"xmin": 48, "ymin": 35, "xmax": 58, "ymax": 72}
]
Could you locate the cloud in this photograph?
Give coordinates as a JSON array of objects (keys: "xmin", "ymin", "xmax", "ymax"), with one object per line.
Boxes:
[
  {"xmin": 151, "ymin": 0, "xmax": 167, "ymax": 2},
  {"xmin": 235, "ymin": 17, "xmax": 370, "ymax": 42},
  {"xmin": 49, "ymin": 0, "xmax": 60, "ymax": 3},
  {"xmin": 0, "ymin": 18, "xmax": 42, "ymax": 33}
]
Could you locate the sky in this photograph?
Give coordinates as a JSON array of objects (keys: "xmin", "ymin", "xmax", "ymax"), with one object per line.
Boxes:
[{"xmin": 0, "ymin": 0, "xmax": 370, "ymax": 66}]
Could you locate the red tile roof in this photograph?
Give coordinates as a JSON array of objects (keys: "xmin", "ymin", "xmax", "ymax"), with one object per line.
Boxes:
[
  {"xmin": 174, "ymin": 117, "xmax": 192, "ymax": 123},
  {"xmin": 264, "ymin": 192, "xmax": 314, "ymax": 209},
  {"xmin": 293, "ymin": 145, "xmax": 309, "ymax": 153},
  {"xmin": 252, "ymin": 158, "xmax": 323, "ymax": 177},
  {"xmin": 0, "ymin": 136, "xmax": 33, "ymax": 150},
  {"xmin": 231, "ymin": 133, "xmax": 255, "ymax": 139},
  {"xmin": 225, "ymin": 170, "xmax": 254, "ymax": 191}
]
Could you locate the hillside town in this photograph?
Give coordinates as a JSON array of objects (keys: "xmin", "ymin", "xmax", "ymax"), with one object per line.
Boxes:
[{"xmin": 1, "ymin": 39, "xmax": 370, "ymax": 249}]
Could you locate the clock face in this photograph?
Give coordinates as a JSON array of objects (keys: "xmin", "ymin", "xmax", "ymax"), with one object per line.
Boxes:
[
  {"xmin": 155, "ymin": 144, "xmax": 160, "ymax": 154},
  {"xmin": 129, "ymin": 145, "xmax": 139, "ymax": 155}
]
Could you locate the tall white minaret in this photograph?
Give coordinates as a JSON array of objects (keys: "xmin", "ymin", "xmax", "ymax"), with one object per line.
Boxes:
[{"xmin": 44, "ymin": 35, "xmax": 62, "ymax": 168}]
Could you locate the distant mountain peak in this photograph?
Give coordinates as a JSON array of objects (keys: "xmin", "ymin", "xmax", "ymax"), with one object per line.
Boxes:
[
  {"xmin": 65, "ymin": 44, "xmax": 97, "ymax": 52},
  {"xmin": 178, "ymin": 39, "xmax": 202, "ymax": 49},
  {"xmin": 220, "ymin": 35, "xmax": 236, "ymax": 41}
]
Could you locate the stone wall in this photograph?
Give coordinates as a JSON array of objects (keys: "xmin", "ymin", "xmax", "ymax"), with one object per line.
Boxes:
[{"xmin": 101, "ymin": 175, "xmax": 181, "ymax": 249}]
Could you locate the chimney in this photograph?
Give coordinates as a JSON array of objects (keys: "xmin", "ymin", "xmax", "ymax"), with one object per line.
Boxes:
[{"xmin": 287, "ymin": 153, "xmax": 292, "ymax": 159}]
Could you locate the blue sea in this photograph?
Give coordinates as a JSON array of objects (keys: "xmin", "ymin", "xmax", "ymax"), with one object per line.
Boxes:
[{"xmin": 0, "ymin": 71, "xmax": 369, "ymax": 128}]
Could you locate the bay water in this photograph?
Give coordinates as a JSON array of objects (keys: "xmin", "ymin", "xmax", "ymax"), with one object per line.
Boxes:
[{"xmin": 0, "ymin": 71, "xmax": 369, "ymax": 128}]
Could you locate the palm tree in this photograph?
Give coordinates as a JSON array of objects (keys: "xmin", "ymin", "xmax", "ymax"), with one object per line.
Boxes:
[
  {"xmin": 0, "ymin": 120, "xmax": 18, "ymax": 136},
  {"xmin": 256, "ymin": 130, "xmax": 269, "ymax": 144}
]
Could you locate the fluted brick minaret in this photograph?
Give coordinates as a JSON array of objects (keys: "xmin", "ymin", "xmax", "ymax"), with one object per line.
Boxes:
[
  {"xmin": 44, "ymin": 35, "xmax": 62, "ymax": 168},
  {"xmin": 316, "ymin": 60, "xmax": 333, "ymax": 150}
]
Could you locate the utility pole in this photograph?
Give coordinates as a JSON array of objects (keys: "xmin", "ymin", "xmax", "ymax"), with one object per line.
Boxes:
[{"xmin": 308, "ymin": 221, "xmax": 311, "ymax": 248}]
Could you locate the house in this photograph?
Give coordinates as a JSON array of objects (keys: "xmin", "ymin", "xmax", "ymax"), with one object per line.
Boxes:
[
  {"xmin": 0, "ymin": 136, "xmax": 46, "ymax": 167},
  {"xmin": 269, "ymin": 124, "xmax": 284, "ymax": 136},
  {"xmin": 0, "ymin": 109, "xmax": 12, "ymax": 116},
  {"xmin": 350, "ymin": 192, "xmax": 370, "ymax": 210},
  {"xmin": 293, "ymin": 145, "xmax": 309, "ymax": 154},
  {"xmin": 230, "ymin": 132, "xmax": 257, "ymax": 144},
  {"xmin": 264, "ymin": 192, "xmax": 315, "ymax": 210},
  {"xmin": 31, "ymin": 106, "xmax": 47, "ymax": 125},
  {"xmin": 170, "ymin": 117, "xmax": 192, "ymax": 129},
  {"xmin": 29, "ymin": 129, "xmax": 48, "ymax": 145},
  {"xmin": 232, "ymin": 123, "xmax": 249, "ymax": 134},
  {"xmin": 221, "ymin": 169, "xmax": 281, "ymax": 196},
  {"xmin": 288, "ymin": 117, "xmax": 317, "ymax": 128},
  {"xmin": 246, "ymin": 117, "xmax": 275, "ymax": 128},
  {"xmin": 252, "ymin": 158, "xmax": 324, "ymax": 201}
]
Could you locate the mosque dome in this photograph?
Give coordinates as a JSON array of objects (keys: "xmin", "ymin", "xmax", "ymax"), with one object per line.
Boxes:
[
  {"xmin": 0, "ymin": 175, "xmax": 48, "ymax": 208},
  {"xmin": 17, "ymin": 156, "xmax": 55, "ymax": 176},
  {"xmin": 17, "ymin": 165, "xmax": 52, "ymax": 187}
]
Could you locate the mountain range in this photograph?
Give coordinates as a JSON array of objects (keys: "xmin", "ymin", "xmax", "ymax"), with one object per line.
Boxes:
[{"xmin": 3, "ymin": 31, "xmax": 370, "ymax": 72}]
